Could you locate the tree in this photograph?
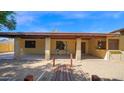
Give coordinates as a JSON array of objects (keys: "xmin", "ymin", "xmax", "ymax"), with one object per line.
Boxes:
[{"xmin": 0, "ymin": 11, "xmax": 16, "ymax": 31}]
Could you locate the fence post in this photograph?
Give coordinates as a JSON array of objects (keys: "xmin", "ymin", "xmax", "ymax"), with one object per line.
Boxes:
[
  {"xmin": 24, "ymin": 75, "xmax": 34, "ymax": 81},
  {"xmin": 53, "ymin": 56, "xmax": 55, "ymax": 67},
  {"xmin": 70, "ymin": 53, "xmax": 73, "ymax": 67},
  {"xmin": 91, "ymin": 75, "xmax": 101, "ymax": 81}
]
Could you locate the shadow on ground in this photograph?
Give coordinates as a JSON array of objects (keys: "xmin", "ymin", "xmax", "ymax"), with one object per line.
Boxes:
[{"xmin": 0, "ymin": 59, "xmax": 123, "ymax": 81}]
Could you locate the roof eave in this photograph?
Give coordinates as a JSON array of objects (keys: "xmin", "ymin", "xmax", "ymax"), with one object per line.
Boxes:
[{"xmin": 0, "ymin": 32, "xmax": 120, "ymax": 38}]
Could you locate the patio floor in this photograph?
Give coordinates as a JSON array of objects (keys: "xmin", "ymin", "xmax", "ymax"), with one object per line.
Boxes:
[
  {"xmin": 1, "ymin": 52, "xmax": 124, "ymax": 61},
  {"xmin": 0, "ymin": 52, "xmax": 44, "ymax": 60}
]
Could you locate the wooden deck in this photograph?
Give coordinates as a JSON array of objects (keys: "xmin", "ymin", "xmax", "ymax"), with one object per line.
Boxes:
[{"xmin": 38, "ymin": 65, "xmax": 90, "ymax": 81}]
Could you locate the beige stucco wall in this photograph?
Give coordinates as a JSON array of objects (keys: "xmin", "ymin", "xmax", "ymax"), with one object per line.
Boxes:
[
  {"xmin": 18, "ymin": 38, "xmax": 107, "ymax": 58},
  {"xmin": 19, "ymin": 38, "xmax": 76, "ymax": 55},
  {"xmin": 19, "ymin": 38, "xmax": 45, "ymax": 55},
  {"xmin": 88, "ymin": 37, "xmax": 107, "ymax": 58},
  {"xmin": 18, "ymin": 36, "xmax": 124, "ymax": 59},
  {"xmin": 119, "ymin": 36, "xmax": 124, "ymax": 51},
  {"xmin": 88, "ymin": 36, "xmax": 124, "ymax": 58},
  {"xmin": 51, "ymin": 39, "xmax": 76, "ymax": 55},
  {"xmin": 0, "ymin": 43, "xmax": 14, "ymax": 53}
]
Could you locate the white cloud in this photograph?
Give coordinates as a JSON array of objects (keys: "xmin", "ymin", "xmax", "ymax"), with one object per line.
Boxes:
[
  {"xmin": 62, "ymin": 12, "xmax": 89, "ymax": 19},
  {"xmin": 103, "ymin": 12, "xmax": 124, "ymax": 19},
  {"xmin": 51, "ymin": 11, "xmax": 90, "ymax": 19},
  {"xmin": 14, "ymin": 11, "xmax": 124, "ymax": 33},
  {"xmin": 49, "ymin": 21, "xmax": 74, "ymax": 26},
  {"xmin": 17, "ymin": 15, "xmax": 34, "ymax": 25},
  {"xmin": 51, "ymin": 11, "xmax": 124, "ymax": 19},
  {"xmin": 16, "ymin": 12, "xmax": 36, "ymax": 25},
  {"xmin": 81, "ymin": 23, "xmax": 111, "ymax": 33},
  {"xmin": 24, "ymin": 27, "xmax": 49, "ymax": 32},
  {"xmin": 54, "ymin": 11, "xmax": 124, "ymax": 19}
]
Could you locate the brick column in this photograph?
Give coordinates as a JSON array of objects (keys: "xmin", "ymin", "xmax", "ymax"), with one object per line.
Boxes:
[
  {"xmin": 45, "ymin": 37, "xmax": 51, "ymax": 60},
  {"xmin": 14, "ymin": 38, "xmax": 20, "ymax": 60},
  {"xmin": 76, "ymin": 38, "xmax": 81, "ymax": 61}
]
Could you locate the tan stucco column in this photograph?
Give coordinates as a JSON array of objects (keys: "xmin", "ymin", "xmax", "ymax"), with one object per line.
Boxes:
[
  {"xmin": 14, "ymin": 38, "xmax": 20, "ymax": 60},
  {"xmin": 106, "ymin": 37, "xmax": 109, "ymax": 50},
  {"xmin": 104, "ymin": 37, "xmax": 109, "ymax": 60},
  {"xmin": 45, "ymin": 37, "xmax": 51, "ymax": 60},
  {"xmin": 76, "ymin": 38, "xmax": 81, "ymax": 61}
]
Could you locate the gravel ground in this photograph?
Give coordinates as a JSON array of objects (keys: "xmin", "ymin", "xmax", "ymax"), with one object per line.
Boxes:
[
  {"xmin": 0, "ymin": 59, "xmax": 52, "ymax": 81},
  {"xmin": 0, "ymin": 58, "xmax": 124, "ymax": 81},
  {"xmin": 75, "ymin": 59, "xmax": 124, "ymax": 80}
]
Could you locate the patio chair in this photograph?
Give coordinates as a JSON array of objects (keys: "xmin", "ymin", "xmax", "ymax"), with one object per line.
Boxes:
[{"xmin": 55, "ymin": 49, "xmax": 70, "ymax": 55}]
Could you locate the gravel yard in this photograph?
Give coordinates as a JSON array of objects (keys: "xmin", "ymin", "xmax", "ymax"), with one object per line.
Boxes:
[
  {"xmin": 75, "ymin": 59, "xmax": 124, "ymax": 80},
  {"xmin": 0, "ymin": 59, "xmax": 52, "ymax": 80},
  {"xmin": 0, "ymin": 58, "xmax": 124, "ymax": 81}
]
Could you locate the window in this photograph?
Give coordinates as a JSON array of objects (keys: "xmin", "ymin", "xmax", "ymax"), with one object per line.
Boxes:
[
  {"xmin": 97, "ymin": 40, "xmax": 106, "ymax": 49},
  {"xmin": 108, "ymin": 39, "xmax": 119, "ymax": 50},
  {"xmin": 25, "ymin": 40, "xmax": 36, "ymax": 48},
  {"xmin": 56, "ymin": 41, "xmax": 65, "ymax": 50}
]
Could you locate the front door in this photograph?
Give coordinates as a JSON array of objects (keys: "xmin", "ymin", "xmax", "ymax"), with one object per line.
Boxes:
[{"xmin": 81, "ymin": 42, "xmax": 86, "ymax": 54}]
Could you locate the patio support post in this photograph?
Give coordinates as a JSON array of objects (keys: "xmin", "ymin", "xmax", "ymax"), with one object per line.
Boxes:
[
  {"xmin": 45, "ymin": 37, "xmax": 51, "ymax": 60},
  {"xmin": 76, "ymin": 38, "xmax": 81, "ymax": 61},
  {"xmin": 104, "ymin": 38, "xmax": 109, "ymax": 60},
  {"xmin": 106, "ymin": 38, "xmax": 108, "ymax": 50},
  {"xmin": 14, "ymin": 38, "xmax": 20, "ymax": 60}
]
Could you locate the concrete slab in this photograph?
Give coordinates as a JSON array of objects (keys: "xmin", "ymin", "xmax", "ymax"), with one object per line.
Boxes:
[
  {"xmin": 0, "ymin": 52, "xmax": 44, "ymax": 60},
  {"xmin": 0, "ymin": 52, "xmax": 14, "ymax": 59}
]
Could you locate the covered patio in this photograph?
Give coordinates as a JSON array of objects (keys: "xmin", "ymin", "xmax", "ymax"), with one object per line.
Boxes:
[{"xmin": 0, "ymin": 32, "xmax": 120, "ymax": 61}]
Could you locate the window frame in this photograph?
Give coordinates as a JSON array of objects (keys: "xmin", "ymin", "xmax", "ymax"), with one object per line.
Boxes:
[
  {"xmin": 56, "ymin": 41, "xmax": 66, "ymax": 50},
  {"xmin": 108, "ymin": 39, "xmax": 119, "ymax": 50},
  {"xmin": 96, "ymin": 40, "xmax": 106, "ymax": 49},
  {"xmin": 25, "ymin": 40, "xmax": 36, "ymax": 48}
]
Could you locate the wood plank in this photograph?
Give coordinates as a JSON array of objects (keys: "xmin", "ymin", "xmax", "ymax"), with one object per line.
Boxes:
[{"xmin": 39, "ymin": 64, "xmax": 90, "ymax": 81}]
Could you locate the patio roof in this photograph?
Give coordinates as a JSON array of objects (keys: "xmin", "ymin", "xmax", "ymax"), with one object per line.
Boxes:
[{"xmin": 0, "ymin": 32, "xmax": 120, "ymax": 39}]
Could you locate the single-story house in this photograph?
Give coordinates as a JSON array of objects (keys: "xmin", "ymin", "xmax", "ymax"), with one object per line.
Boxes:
[{"xmin": 0, "ymin": 28, "xmax": 124, "ymax": 60}]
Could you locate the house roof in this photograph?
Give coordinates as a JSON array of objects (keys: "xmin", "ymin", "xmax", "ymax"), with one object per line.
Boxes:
[
  {"xmin": 0, "ymin": 32, "xmax": 120, "ymax": 39},
  {"xmin": 110, "ymin": 28, "xmax": 124, "ymax": 33}
]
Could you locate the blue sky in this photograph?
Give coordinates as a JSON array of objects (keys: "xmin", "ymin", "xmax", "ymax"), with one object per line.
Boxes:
[{"xmin": 6, "ymin": 11, "xmax": 124, "ymax": 33}]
